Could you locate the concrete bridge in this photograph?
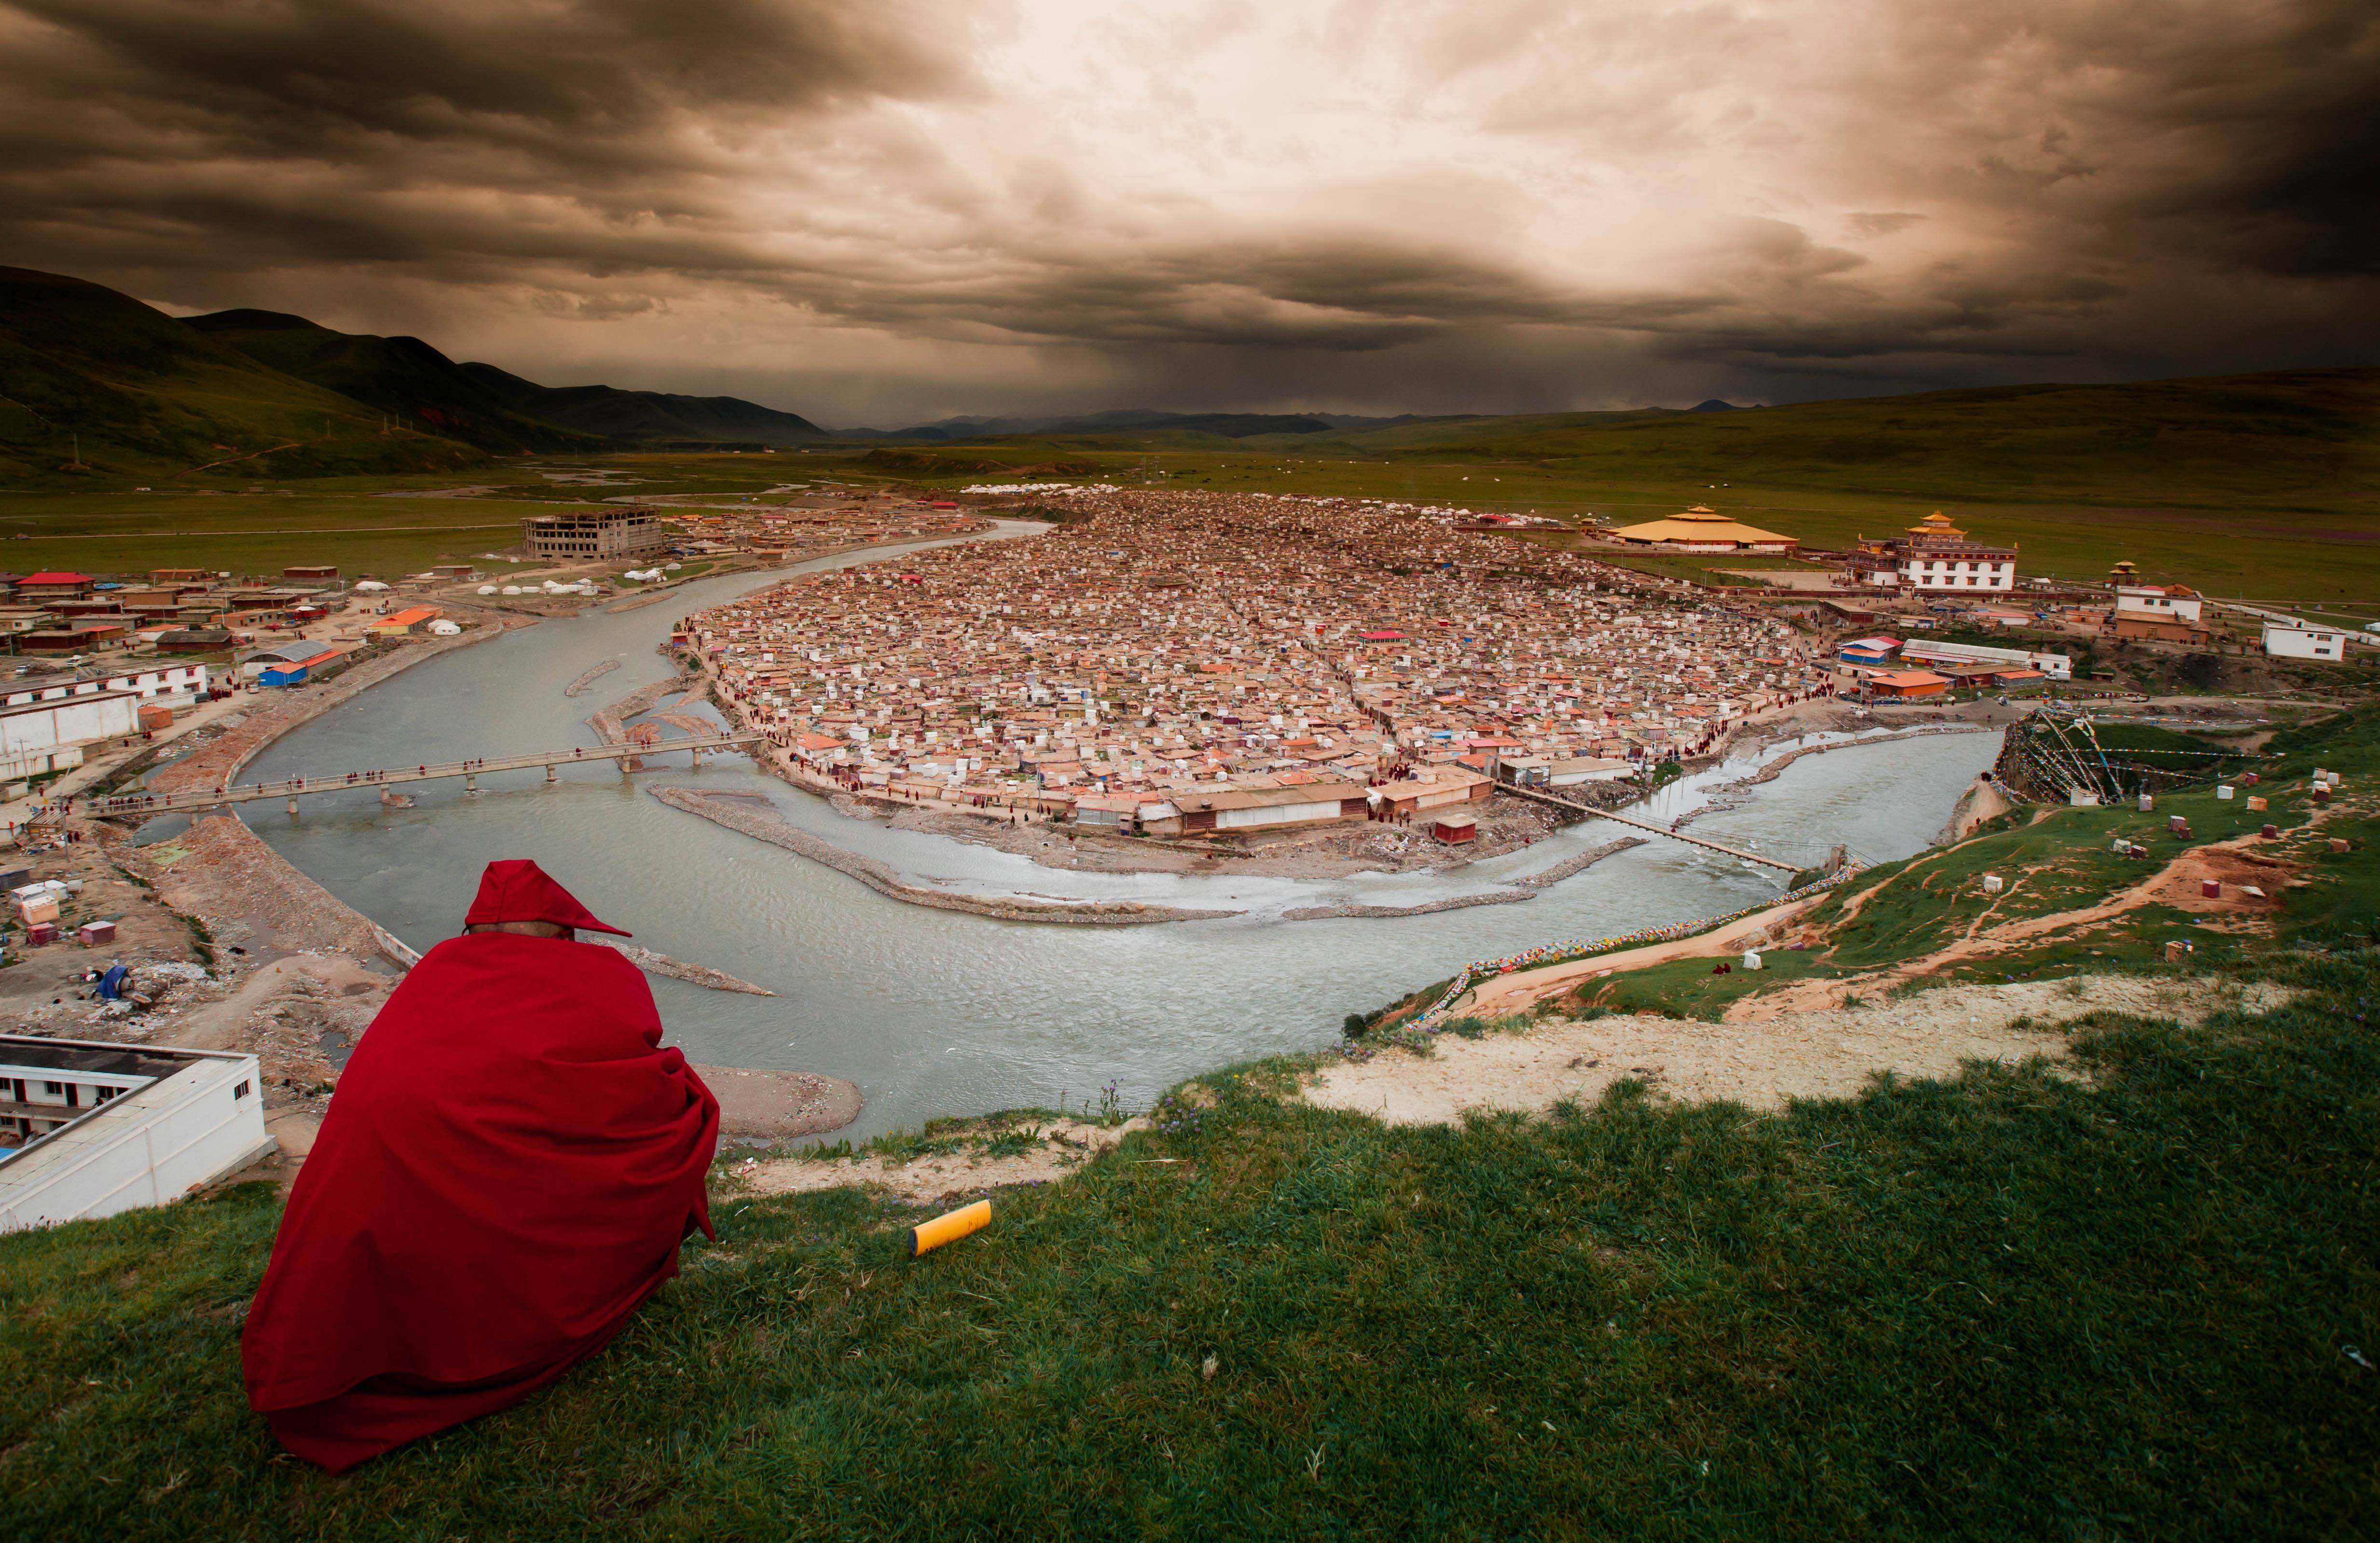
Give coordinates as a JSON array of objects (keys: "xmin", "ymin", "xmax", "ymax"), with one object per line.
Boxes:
[
  {"xmin": 91, "ymin": 733, "xmax": 767, "ymax": 818},
  {"xmin": 1501, "ymin": 783, "xmax": 1803, "ymax": 871}
]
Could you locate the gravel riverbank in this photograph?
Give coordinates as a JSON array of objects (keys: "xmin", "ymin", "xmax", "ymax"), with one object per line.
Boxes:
[{"xmin": 651, "ymin": 785, "xmax": 1242, "ymax": 925}]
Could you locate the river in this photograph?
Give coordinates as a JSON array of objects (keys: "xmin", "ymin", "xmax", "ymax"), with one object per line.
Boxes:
[{"xmin": 219, "ymin": 526, "xmax": 1999, "ymax": 1138}]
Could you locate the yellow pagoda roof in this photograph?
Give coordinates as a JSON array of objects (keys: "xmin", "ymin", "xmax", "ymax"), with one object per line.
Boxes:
[{"xmin": 1610, "ymin": 507, "xmax": 1796, "ymax": 546}]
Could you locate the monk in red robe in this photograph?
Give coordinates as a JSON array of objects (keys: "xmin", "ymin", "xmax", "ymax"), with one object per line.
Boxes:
[{"xmin": 243, "ymin": 859, "xmax": 720, "ymax": 1472}]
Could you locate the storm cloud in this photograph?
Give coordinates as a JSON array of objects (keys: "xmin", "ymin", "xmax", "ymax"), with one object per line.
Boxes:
[{"xmin": 2, "ymin": 0, "xmax": 2373, "ymax": 421}]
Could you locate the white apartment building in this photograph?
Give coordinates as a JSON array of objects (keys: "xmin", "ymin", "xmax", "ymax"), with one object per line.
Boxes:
[
  {"xmin": 2, "ymin": 663, "xmax": 211, "ymax": 710},
  {"xmin": 0, "ymin": 690, "xmax": 141, "ymax": 783},
  {"xmin": 1, "ymin": 1037, "xmax": 270, "ymax": 1232}
]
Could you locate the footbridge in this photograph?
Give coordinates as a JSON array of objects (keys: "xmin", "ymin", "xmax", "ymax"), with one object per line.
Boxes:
[
  {"xmin": 1500, "ymin": 783, "xmax": 1802, "ymax": 872},
  {"xmin": 92, "ymin": 733, "xmax": 767, "ymax": 818}
]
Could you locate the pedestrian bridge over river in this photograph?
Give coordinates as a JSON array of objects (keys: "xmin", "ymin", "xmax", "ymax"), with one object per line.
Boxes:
[
  {"xmin": 1501, "ymin": 783, "xmax": 1804, "ymax": 872},
  {"xmin": 93, "ymin": 733, "xmax": 766, "ymax": 818}
]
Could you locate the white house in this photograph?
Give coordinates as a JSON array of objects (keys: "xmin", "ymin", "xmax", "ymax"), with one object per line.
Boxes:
[
  {"xmin": 2115, "ymin": 585, "xmax": 2204, "ymax": 625},
  {"xmin": 2262, "ymin": 620, "xmax": 2348, "ymax": 662},
  {"xmin": 0, "ymin": 689, "xmax": 141, "ymax": 783},
  {"xmin": 0, "ymin": 1037, "xmax": 270, "ymax": 1232}
]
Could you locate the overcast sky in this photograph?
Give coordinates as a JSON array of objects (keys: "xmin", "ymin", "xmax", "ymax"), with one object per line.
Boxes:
[{"xmin": 3, "ymin": 0, "xmax": 2373, "ymax": 425}]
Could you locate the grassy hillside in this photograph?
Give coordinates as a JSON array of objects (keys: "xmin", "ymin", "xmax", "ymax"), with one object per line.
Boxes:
[
  {"xmin": 185, "ymin": 311, "xmax": 611, "ymax": 456},
  {"xmin": 459, "ymin": 363, "xmax": 827, "ymax": 447},
  {"xmin": 859, "ymin": 369, "xmax": 2380, "ymax": 517},
  {"xmin": 1342, "ymin": 371, "xmax": 2380, "ymax": 511},
  {"xmin": 0, "ymin": 268, "xmax": 490, "ymax": 486},
  {"xmin": 3, "ymin": 713, "xmax": 2375, "ymax": 1537}
]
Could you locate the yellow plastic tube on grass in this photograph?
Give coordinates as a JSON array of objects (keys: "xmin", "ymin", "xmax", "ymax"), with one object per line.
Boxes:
[{"xmin": 908, "ymin": 1199, "xmax": 991, "ymax": 1257}]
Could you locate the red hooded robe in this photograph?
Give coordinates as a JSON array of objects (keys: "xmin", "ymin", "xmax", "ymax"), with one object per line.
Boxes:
[{"xmin": 242, "ymin": 860, "xmax": 719, "ymax": 1472}]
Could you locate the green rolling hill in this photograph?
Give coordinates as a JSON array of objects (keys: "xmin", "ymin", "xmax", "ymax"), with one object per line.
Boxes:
[
  {"xmin": 0, "ymin": 265, "xmax": 833, "ymax": 486},
  {"xmin": 456, "ymin": 362, "xmax": 827, "ymax": 447},
  {"xmin": 181, "ymin": 310, "xmax": 611, "ymax": 456},
  {"xmin": 1331, "ymin": 370, "xmax": 2380, "ymax": 510},
  {"xmin": 0, "ymin": 267, "xmax": 489, "ymax": 483}
]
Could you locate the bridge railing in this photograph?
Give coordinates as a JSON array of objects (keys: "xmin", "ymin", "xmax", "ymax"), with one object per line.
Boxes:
[{"xmin": 83, "ymin": 733, "xmax": 765, "ymax": 816}]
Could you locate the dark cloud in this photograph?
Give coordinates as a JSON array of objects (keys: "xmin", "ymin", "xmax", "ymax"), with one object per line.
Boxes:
[
  {"xmin": 5, "ymin": 0, "xmax": 968, "ymax": 176},
  {"xmin": 0, "ymin": 0, "xmax": 2372, "ymax": 422}
]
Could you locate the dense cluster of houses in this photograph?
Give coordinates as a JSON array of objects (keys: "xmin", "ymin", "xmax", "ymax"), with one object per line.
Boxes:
[
  {"xmin": 683, "ymin": 490, "xmax": 1833, "ymax": 834},
  {"xmin": 0, "ymin": 568, "xmax": 346, "ymax": 656}
]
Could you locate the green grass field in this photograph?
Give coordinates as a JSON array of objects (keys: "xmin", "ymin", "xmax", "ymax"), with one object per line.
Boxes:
[
  {"xmin": 0, "ymin": 453, "xmax": 895, "ymax": 577},
  {"xmin": 2, "ymin": 961, "xmax": 2374, "ymax": 1539}
]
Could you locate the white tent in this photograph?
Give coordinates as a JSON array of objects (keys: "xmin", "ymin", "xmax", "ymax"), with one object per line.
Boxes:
[{"xmin": 354, "ymin": 580, "xmax": 391, "ymax": 592}]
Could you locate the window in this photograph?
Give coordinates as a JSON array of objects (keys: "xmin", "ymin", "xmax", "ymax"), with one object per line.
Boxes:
[
  {"xmin": 41, "ymin": 1080, "xmax": 61, "ymax": 1096},
  {"xmin": 233, "ymin": 1080, "xmax": 251, "ymax": 1100},
  {"xmin": 95, "ymin": 1085, "xmax": 119, "ymax": 1102}
]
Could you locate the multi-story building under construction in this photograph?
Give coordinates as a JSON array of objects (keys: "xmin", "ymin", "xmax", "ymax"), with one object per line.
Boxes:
[{"xmin": 520, "ymin": 508, "xmax": 671, "ymax": 561}]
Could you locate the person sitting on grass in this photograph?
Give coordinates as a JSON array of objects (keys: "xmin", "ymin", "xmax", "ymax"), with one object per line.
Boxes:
[{"xmin": 242, "ymin": 859, "xmax": 719, "ymax": 1473}]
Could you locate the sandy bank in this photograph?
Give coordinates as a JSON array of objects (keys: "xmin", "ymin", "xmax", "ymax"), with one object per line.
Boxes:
[
  {"xmin": 564, "ymin": 658, "xmax": 621, "ymax": 696},
  {"xmin": 652, "ymin": 785, "xmax": 1241, "ymax": 926},
  {"xmin": 695, "ymin": 1063, "xmax": 863, "ymax": 1142},
  {"xmin": 852, "ymin": 784, "xmax": 1589, "ymax": 882}
]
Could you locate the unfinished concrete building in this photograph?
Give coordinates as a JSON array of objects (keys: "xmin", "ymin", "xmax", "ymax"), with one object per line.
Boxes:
[{"xmin": 521, "ymin": 508, "xmax": 671, "ymax": 561}]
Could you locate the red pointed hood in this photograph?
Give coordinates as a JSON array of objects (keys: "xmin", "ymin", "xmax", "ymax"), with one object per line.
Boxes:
[{"xmin": 463, "ymin": 859, "xmax": 631, "ymax": 937}]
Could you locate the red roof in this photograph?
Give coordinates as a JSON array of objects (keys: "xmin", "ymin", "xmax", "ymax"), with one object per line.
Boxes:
[
  {"xmin": 1360, "ymin": 630, "xmax": 1406, "ymax": 641},
  {"xmin": 19, "ymin": 572, "xmax": 93, "ymax": 585}
]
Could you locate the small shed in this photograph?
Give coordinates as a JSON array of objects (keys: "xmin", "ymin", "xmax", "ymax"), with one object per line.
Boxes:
[
  {"xmin": 1432, "ymin": 813, "xmax": 1479, "ymax": 843},
  {"xmin": 1862, "ymin": 670, "xmax": 1951, "ymax": 700}
]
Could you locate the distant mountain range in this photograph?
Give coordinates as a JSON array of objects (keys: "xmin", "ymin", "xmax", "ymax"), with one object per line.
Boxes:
[
  {"xmin": 10, "ymin": 263, "xmax": 2368, "ymax": 512},
  {"xmin": 837, "ymin": 408, "xmax": 1446, "ymax": 440},
  {"xmin": 0, "ymin": 265, "xmax": 825, "ymax": 481},
  {"xmin": 182, "ymin": 308, "xmax": 826, "ymax": 453}
]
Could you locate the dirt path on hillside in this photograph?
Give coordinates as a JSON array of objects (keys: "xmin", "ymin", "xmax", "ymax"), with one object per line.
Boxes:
[
  {"xmin": 1304, "ymin": 973, "xmax": 2290, "ymax": 1126},
  {"xmin": 1444, "ymin": 894, "xmax": 1828, "ymax": 1019},
  {"xmin": 1739, "ymin": 833, "xmax": 2311, "ymax": 1016}
]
